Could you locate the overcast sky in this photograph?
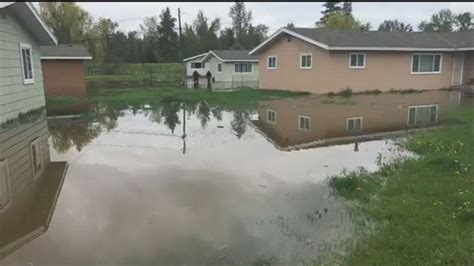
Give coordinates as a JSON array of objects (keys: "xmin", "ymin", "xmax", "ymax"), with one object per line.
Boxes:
[{"xmin": 73, "ymin": 2, "xmax": 473, "ymax": 33}]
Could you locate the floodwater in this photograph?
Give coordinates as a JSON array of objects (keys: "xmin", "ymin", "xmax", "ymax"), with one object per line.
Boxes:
[{"xmin": 0, "ymin": 90, "xmax": 468, "ymax": 265}]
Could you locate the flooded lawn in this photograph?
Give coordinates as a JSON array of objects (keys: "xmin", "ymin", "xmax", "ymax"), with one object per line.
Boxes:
[{"xmin": 0, "ymin": 90, "xmax": 466, "ymax": 265}]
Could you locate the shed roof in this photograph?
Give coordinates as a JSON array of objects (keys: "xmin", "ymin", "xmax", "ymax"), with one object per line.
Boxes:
[{"xmin": 40, "ymin": 45, "xmax": 92, "ymax": 60}]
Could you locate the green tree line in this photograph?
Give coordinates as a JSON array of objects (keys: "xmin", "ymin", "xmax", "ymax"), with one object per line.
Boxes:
[{"xmin": 39, "ymin": 2, "xmax": 473, "ymax": 64}]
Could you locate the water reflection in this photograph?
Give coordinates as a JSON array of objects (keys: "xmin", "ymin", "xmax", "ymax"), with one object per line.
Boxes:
[
  {"xmin": 252, "ymin": 90, "xmax": 465, "ymax": 150},
  {"xmin": 0, "ymin": 111, "xmax": 67, "ymax": 260},
  {"xmin": 2, "ymin": 90, "xmax": 469, "ymax": 265}
]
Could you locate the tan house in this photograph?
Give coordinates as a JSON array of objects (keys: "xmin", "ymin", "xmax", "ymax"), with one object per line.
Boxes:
[
  {"xmin": 251, "ymin": 90, "xmax": 464, "ymax": 151},
  {"xmin": 40, "ymin": 45, "xmax": 92, "ymax": 99},
  {"xmin": 249, "ymin": 28, "xmax": 474, "ymax": 94}
]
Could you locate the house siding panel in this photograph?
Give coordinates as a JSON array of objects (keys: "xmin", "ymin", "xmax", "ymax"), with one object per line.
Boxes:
[
  {"xmin": 463, "ymin": 51, "xmax": 474, "ymax": 84},
  {"xmin": 258, "ymin": 33, "xmax": 455, "ymax": 93},
  {"xmin": 0, "ymin": 10, "xmax": 46, "ymax": 123}
]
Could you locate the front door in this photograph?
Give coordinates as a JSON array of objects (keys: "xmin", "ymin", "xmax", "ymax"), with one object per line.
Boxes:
[{"xmin": 452, "ymin": 52, "xmax": 464, "ymax": 85}]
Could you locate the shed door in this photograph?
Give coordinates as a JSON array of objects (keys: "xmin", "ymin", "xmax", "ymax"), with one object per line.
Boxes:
[{"xmin": 452, "ymin": 53, "xmax": 464, "ymax": 85}]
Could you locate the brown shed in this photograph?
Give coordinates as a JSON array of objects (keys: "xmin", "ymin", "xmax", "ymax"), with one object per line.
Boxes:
[{"xmin": 40, "ymin": 45, "xmax": 92, "ymax": 99}]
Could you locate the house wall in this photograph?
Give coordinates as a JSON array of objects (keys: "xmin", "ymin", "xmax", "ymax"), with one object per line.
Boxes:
[
  {"xmin": 0, "ymin": 10, "xmax": 46, "ymax": 124},
  {"xmin": 463, "ymin": 51, "xmax": 474, "ymax": 84},
  {"xmin": 0, "ymin": 113, "xmax": 50, "ymax": 199},
  {"xmin": 257, "ymin": 34, "xmax": 456, "ymax": 94},
  {"xmin": 185, "ymin": 61, "xmax": 208, "ymax": 77},
  {"xmin": 254, "ymin": 90, "xmax": 460, "ymax": 148},
  {"xmin": 41, "ymin": 59, "xmax": 87, "ymax": 99}
]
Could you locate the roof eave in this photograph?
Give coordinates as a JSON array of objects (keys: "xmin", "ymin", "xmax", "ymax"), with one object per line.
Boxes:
[
  {"xmin": 183, "ymin": 53, "xmax": 208, "ymax": 62},
  {"xmin": 26, "ymin": 2, "xmax": 58, "ymax": 45}
]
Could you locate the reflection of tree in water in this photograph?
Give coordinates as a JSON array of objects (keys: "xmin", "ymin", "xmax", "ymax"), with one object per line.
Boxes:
[
  {"xmin": 48, "ymin": 104, "xmax": 122, "ymax": 153},
  {"xmin": 197, "ymin": 101, "xmax": 211, "ymax": 129},
  {"xmin": 231, "ymin": 110, "xmax": 250, "ymax": 139},
  {"xmin": 49, "ymin": 120, "xmax": 101, "ymax": 153},
  {"xmin": 150, "ymin": 101, "xmax": 182, "ymax": 134}
]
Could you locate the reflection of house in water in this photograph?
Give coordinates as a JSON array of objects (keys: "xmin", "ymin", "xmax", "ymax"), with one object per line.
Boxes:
[
  {"xmin": 251, "ymin": 90, "xmax": 464, "ymax": 151},
  {"xmin": 0, "ymin": 112, "xmax": 68, "ymax": 260}
]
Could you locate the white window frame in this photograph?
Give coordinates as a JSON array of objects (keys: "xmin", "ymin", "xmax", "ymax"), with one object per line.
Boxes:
[
  {"xmin": 266, "ymin": 109, "xmax": 277, "ymax": 124},
  {"xmin": 349, "ymin": 53, "xmax": 366, "ymax": 69},
  {"xmin": 267, "ymin": 55, "xmax": 277, "ymax": 69},
  {"xmin": 411, "ymin": 53, "xmax": 442, "ymax": 75},
  {"xmin": 233, "ymin": 63, "xmax": 253, "ymax": 74},
  {"xmin": 217, "ymin": 63, "xmax": 222, "ymax": 73},
  {"xmin": 346, "ymin": 116, "xmax": 363, "ymax": 131},
  {"xmin": 19, "ymin": 42, "xmax": 35, "ymax": 84},
  {"xmin": 300, "ymin": 53, "xmax": 312, "ymax": 69},
  {"xmin": 407, "ymin": 104, "xmax": 439, "ymax": 126},
  {"xmin": 0, "ymin": 159, "xmax": 11, "ymax": 212},
  {"xmin": 30, "ymin": 138, "xmax": 43, "ymax": 180},
  {"xmin": 298, "ymin": 115, "xmax": 311, "ymax": 131},
  {"xmin": 190, "ymin": 62, "xmax": 205, "ymax": 69}
]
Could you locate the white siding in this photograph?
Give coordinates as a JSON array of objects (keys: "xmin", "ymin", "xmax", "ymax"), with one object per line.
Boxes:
[
  {"xmin": 0, "ymin": 10, "xmax": 46, "ymax": 124},
  {"xmin": 185, "ymin": 61, "xmax": 209, "ymax": 77},
  {"xmin": 0, "ymin": 114, "xmax": 50, "ymax": 197}
]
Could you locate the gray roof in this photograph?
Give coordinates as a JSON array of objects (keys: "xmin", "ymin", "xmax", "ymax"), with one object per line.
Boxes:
[
  {"xmin": 210, "ymin": 50, "xmax": 258, "ymax": 61},
  {"xmin": 290, "ymin": 28, "xmax": 474, "ymax": 49},
  {"xmin": 40, "ymin": 45, "xmax": 92, "ymax": 59}
]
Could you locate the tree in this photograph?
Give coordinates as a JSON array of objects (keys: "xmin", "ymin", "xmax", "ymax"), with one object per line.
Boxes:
[
  {"xmin": 286, "ymin": 22, "xmax": 295, "ymax": 29},
  {"xmin": 140, "ymin": 16, "xmax": 160, "ymax": 62},
  {"xmin": 318, "ymin": 12, "xmax": 370, "ymax": 31},
  {"xmin": 156, "ymin": 7, "xmax": 178, "ymax": 62},
  {"xmin": 243, "ymin": 24, "xmax": 269, "ymax": 49},
  {"xmin": 229, "ymin": 2, "xmax": 252, "ymax": 45},
  {"xmin": 378, "ymin": 20, "xmax": 413, "ymax": 32},
  {"xmin": 320, "ymin": 1, "xmax": 342, "ymax": 23},
  {"xmin": 89, "ymin": 18, "xmax": 118, "ymax": 63},
  {"xmin": 419, "ymin": 9, "xmax": 456, "ymax": 32},
  {"xmin": 456, "ymin": 12, "xmax": 473, "ymax": 31},
  {"xmin": 182, "ymin": 23, "xmax": 199, "ymax": 58},
  {"xmin": 219, "ymin": 27, "xmax": 235, "ymax": 49},
  {"xmin": 342, "ymin": 1, "xmax": 352, "ymax": 16},
  {"xmin": 193, "ymin": 10, "xmax": 221, "ymax": 53},
  {"xmin": 39, "ymin": 2, "xmax": 93, "ymax": 44}
]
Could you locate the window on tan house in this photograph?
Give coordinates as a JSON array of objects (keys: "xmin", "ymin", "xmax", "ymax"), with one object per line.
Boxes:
[
  {"xmin": 298, "ymin": 115, "xmax": 311, "ymax": 130},
  {"xmin": 408, "ymin": 105, "xmax": 438, "ymax": 125},
  {"xmin": 411, "ymin": 54, "xmax": 441, "ymax": 74},
  {"xmin": 267, "ymin": 109, "xmax": 276, "ymax": 123},
  {"xmin": 20, "ymin": 43, "xmax": 34, "ymax": 84},
  {"xmin": 349, "ymin": 53, "xmax": 366, "ymax": 68},
  {"xmin": 267, "ymin": 56, "xmax": 277, "ymax": 69},
  {"xmin": 0, "ymin": 159, "xmax": 11, "ymax": 211},
  {"xmin": 347, "ymin": 117, "xmax": 363, "ymax": 131},
  {"xmin": 300, "ymin": 53, "xmax": 312, "ymax": 69},
  {"xmin": 217, "ymin": 63, "xmax": 222, "ymax": 72}
]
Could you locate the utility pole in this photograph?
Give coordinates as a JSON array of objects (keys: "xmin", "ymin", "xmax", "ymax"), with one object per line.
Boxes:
[{"xmin": 178, "ymin": 8, "xmax": 183, "ymax": 59}]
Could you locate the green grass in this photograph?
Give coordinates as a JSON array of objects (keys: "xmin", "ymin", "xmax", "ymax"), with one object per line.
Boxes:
[
  {"xmin": 324, "ymin": 106, "xmax": 474, "ymax": 265},
  {"xmin": 86, "ymin": 63, "xmax": 184, "ymax": 81},
  {"xmin": 46, "ymin": 87, "xmax": 309, "ymax": 110},
  {"xmin": 45, "ymin": 96, "xmax": 80, "ymax": 106}
]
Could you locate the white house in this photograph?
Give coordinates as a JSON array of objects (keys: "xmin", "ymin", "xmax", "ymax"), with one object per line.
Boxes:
[
  {"xmin": 183, "ymin": 50, "xmax": 259, "ymax": 89},
  {"xmin": 0, "ymin": 2, "xmax": 58, "ymax": 124}
]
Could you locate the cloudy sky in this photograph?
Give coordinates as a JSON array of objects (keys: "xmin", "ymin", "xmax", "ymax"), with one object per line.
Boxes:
[{"xmin": 74, "ymin": 2, "xmax": 472, "ymax": 33}]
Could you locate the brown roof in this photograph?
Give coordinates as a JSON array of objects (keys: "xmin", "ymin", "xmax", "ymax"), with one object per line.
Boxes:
[{"xmin": 40, "ymin": 45, "xmax": 92, "ymax": 59}]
